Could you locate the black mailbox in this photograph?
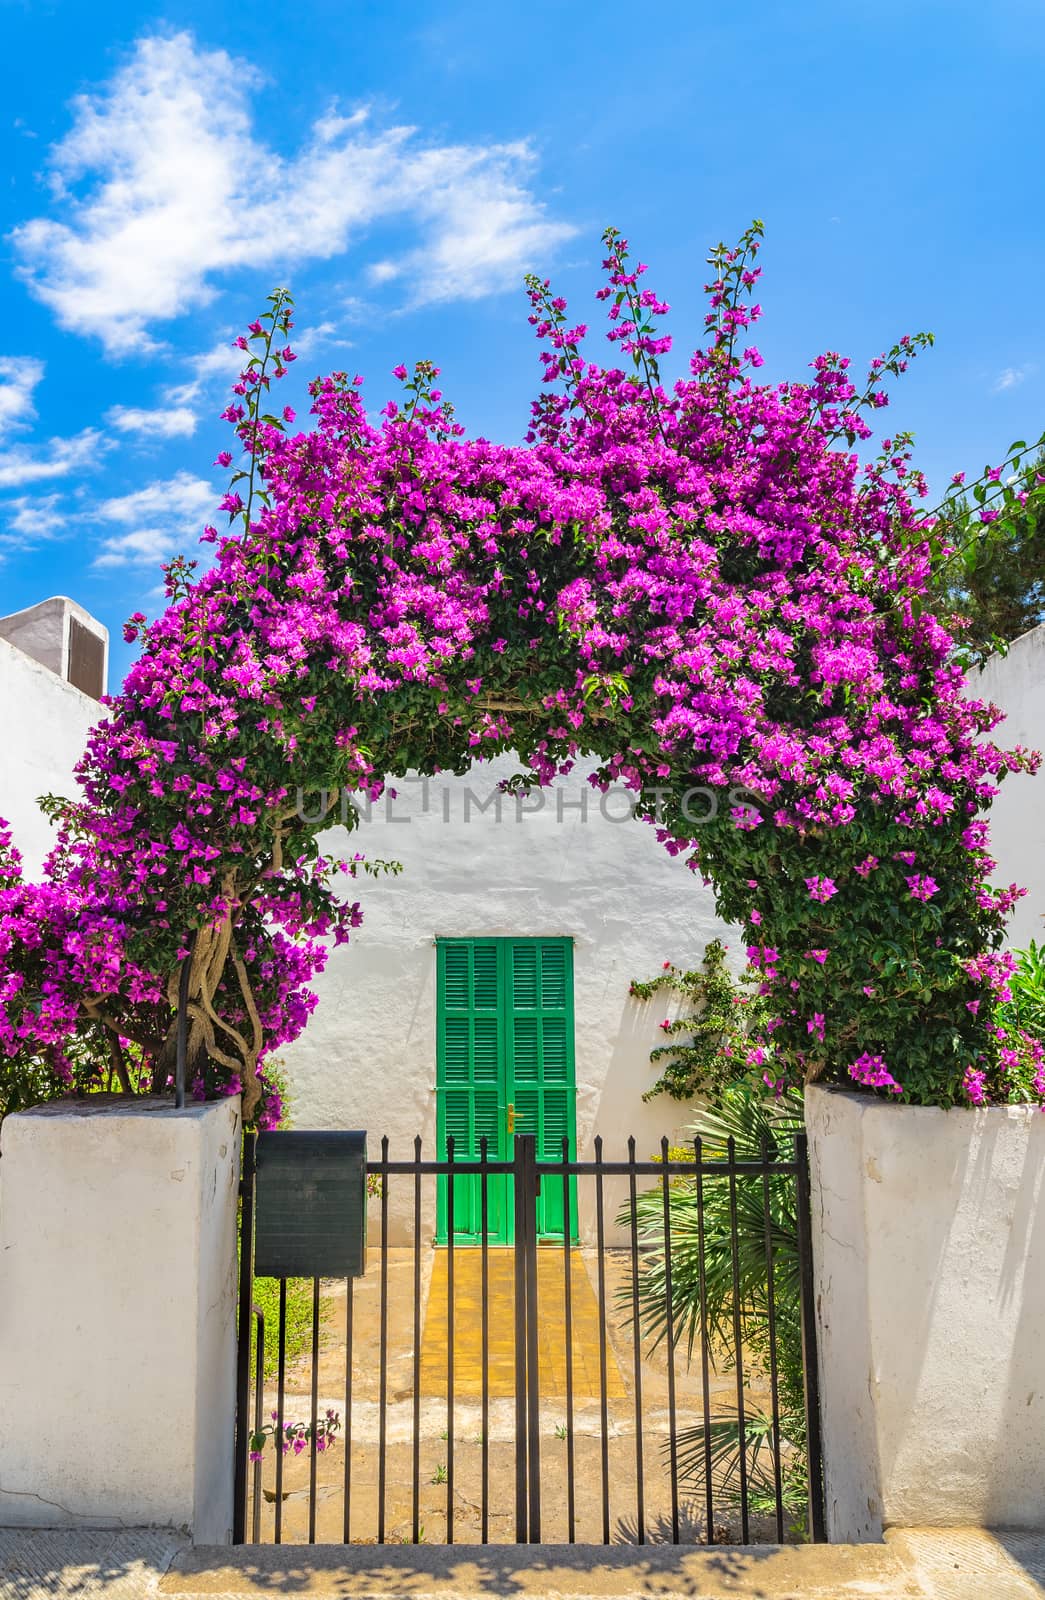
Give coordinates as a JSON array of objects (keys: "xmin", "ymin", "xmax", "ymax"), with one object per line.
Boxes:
[{"xmin": 254, "ymin": 1131, "xmax": 367, "ymax": 1279}]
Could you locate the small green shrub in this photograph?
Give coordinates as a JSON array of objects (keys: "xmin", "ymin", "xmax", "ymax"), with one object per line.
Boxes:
[
  {"xmin": 629, "ymin": 941, "xmax": 768, "ymax": 1103},
  {"xmin": 1004, "ymin": 943, "xmax": 1045, "ymax": 1040},
  {"xmin": 627, "ymin": 1083, "xmax": 809, "ymax": 1527}
]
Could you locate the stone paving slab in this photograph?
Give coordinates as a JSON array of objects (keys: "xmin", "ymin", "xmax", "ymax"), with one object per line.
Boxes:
[
  {"xmin": 162, "ymin": 1540, "xmax": 924, "ymax": 1598},
  {"xmin": 3, "ymin": 1527, "xmax": 1044, "ymax": 1600},
  {"xmin": 418, "ymin": 1251, "xmax": 628, "ymax": 1401},
  {"xmin": 888, "ymin": 1529, "xmax": 1045, "ymax": 1599},
  {"xmin": 0, "ymin": 1531, "xmax": 187, "ymax": 1600}
]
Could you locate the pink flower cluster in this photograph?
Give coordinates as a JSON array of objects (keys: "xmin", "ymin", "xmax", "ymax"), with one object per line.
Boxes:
[
  {"xmin": 848, "ymin": 1053, "xmax": 904, "ymax": 1095},
  {"xmin": 0, "ymin": 225, "xmax": 1040, "ymax": 1114}
]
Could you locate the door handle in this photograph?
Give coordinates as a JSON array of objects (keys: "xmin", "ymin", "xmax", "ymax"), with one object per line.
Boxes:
[{"xmin": 507, "ymin": 1103, "xmax": 525, "ymax": 1135}]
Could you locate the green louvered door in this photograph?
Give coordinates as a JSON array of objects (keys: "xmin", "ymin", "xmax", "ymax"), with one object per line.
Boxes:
[
  {"xmin": 436, "ymin": 940, "xmax": 507, "ymax": 1243},
  {"xmin": 505, "ymin": 940, "xmax": 577, "ymax": 1241},
  {"xmin": 436, "ymin": 938, "xmax": 576, "ymax": 1244}
]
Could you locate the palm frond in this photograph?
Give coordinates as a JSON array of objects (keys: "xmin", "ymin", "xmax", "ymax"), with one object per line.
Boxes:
[{"xmin": 620, "ymin": 1081, "xmax": 809, "ymax": 1523}]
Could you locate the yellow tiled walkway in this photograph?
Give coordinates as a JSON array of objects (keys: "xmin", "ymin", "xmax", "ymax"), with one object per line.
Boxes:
[{"xmin": 419, "ymin": 1248, "xmax": 627, "ymax": 1400}]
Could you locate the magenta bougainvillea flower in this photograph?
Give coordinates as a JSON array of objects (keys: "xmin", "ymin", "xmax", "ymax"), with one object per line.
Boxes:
[
  {"xmin": 0, "ymin": 227, "xmax": 1042, "ymax": 1118},
  {"xmin": 848, "ymin": 1053, "xmax": 904, "ymax": 1094}
]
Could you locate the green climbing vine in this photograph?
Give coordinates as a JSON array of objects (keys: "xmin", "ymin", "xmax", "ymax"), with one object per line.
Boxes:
[{"xmin": 630, "ymin": 940, "xmax": 768, "ymax": 1103}]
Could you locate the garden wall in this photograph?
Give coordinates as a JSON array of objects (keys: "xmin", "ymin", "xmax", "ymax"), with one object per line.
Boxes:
[
  {"xmin": 807, "ymin": 1085, "xmax": 1045, "ymax": 1540},
  {"xmin": 0, "ymin": 1097, "xmax": 240, "ymax": 1540}
]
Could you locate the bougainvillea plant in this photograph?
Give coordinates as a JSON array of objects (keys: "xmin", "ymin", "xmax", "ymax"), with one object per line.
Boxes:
[
  {"xmin": 1, "ymin": 226, "xmax": 1043, "ymax": 1121},
  {"xmin": 249, "ymin": 1407, "xmax": 341, "ymax": 1463},
  {"xmin": 629, "ymin": 942, "xmax": 768, "ymax": 1103}
]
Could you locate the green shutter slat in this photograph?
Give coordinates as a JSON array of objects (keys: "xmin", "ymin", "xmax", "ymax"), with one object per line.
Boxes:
[
  {"xmin": 512, "ymin": 945, "xmax": 539, "ymax": 1009},
  {"xmin": 542, "ymin": 1015, "xmax": 568, "ymax": 1080},
  {"xmin": 474, "ymin": 1088, "xmax": 500, "ymax": 1145},
  {"xmin": 541, "ymin": 944, "xmax": 567, "ymax": 1009},
  {"xmin": 444, "ymin": 1089, "xmax": 471, "ymax": 1144},
  {"xmin": 444, "ymin": 944, "xmax": 470, "ymax": 1009},
  {"xmin": 473, "ymin": 1016, "xmax": 499, "ymax": 1081},
  {"xmin": 513, "ymin": 1015, "xmax": 540, "ymax": 1081},
  {"xmin": 542, "ymin": 1087, "xmax": 570, "ymax": 1156},
  {"xmin": 444, "ymin": 1016, "xmax": 471, "ymax": 1081},
  {"xmin": 474, "ymin": 945, "xmax": 499, "ymax": 1010},
  {"xmin": 515, "ymin": 1088, "xmax": 541, "ymax": 1145}
]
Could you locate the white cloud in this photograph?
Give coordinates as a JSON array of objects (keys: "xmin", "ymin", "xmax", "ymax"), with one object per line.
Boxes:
[
  {"xmin": 0, "ymin": 492, "xmax": 69, "ymax": 558},
  {"xmin": 0, "ymin": 356, "xmax": 46, "ymax": 431},
  {"xmin": 0, "ymin": 428, "xmax": 108, "ymax": 489},
  {"xmin": 107, "ymin": 402, "xmax": 198, "ymax": 438},
  {"xmin": 169, "ymin": 336, "xmax": 256, "ymax": 408},
  {"xmin": 367, "ymin": 261, "xmax": 402, "ymax": 286},
  {"xmin": 295, "ymin": 321, "xmax": 350, "ymax": 355},
  {"xmin": 93, "ymin": 469, "xmax": 217, "ymax": 567},
  {"xmin": 379, "ymin": 141, "xmax": 580, "ymax": 307},
  {"xmin": 993, "ymin": 365, "xmax": 1034, "ymax": 393},
  {"xmin": 11, "ymin": 31, "xmax": 576, "ymax": 356},
  {"xmin": 172, "ymin": 320, "xmax": 350, "ymax": 411}
]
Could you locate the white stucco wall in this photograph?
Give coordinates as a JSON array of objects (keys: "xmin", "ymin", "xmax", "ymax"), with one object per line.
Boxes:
[
  {"xmin": 0, "ymin": 1098, "xmax": 241, "ymax": 1541},
  {"xmin": 0, "ymin": 635, "xmax": 100, "ymax": 879},
  {"xmin": 974, "ymin": 624, "xmax": 1045, "ymax": 948},
  {"xmin": 807, "ymin": 1085, "xmax": 1045, "ymax": 1541},
  {"xmin": 281, "ymin": 757, "xmax": 738, "ymax": 1242}
]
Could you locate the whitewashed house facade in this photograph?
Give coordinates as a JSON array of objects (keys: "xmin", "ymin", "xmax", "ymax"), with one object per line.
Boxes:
[
  {"xmin": 4, "ymin": 595, "xmax": 1044, "ymax": 1242},
  {"xmin": 282, "ymin": 756, "xmax": 736, "ymax": 1241}
]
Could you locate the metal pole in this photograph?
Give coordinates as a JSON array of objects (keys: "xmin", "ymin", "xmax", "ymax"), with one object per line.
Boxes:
[
  {"xmin": 795, "ymin": 1132, "xmax": 827, "ymax": 1542},
  {"xmin": 521, "ymin": 1136, "xmax": 542, "ymax": 1542},
  {"xmin": 232, "ymin": 1131, "xmax": 257, "ymax": 1543},
  {"xmin": 513, "ymin": 1137, "xmax": 529, "ymax": 1542}
]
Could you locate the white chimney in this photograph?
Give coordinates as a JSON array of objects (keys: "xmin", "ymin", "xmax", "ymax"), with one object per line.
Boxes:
[{"xmin": 0, "ymin": 596, "xmax": 108, "ymax": 700}]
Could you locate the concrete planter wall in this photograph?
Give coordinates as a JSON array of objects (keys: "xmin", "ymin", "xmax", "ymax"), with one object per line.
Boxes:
[
  {"xmin": 0, "ymin": 1097, "xmax": 241, "ymax": 1541},
  {"xmin": 806, "ymin": 1085, "xmax": 1045, "ymax": 1541}
]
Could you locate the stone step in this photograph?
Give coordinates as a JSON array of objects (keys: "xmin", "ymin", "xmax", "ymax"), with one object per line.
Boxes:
[{"xmin": 160, "ymin": 1528, "xmax": 1044, "ymax": 1600}]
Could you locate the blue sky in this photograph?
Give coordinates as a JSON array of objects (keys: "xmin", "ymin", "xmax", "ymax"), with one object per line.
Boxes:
[{"xmin": 2, "ymin": 0, "xmax": 1044, "ymax": 687}]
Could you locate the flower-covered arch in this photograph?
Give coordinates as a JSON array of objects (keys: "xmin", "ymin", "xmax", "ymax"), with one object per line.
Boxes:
[{"xmin": 1, "ymin": 225, "xmax": 1041, "ymax": 1122}]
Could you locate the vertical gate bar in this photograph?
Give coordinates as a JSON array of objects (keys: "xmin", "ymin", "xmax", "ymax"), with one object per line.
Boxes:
[
  {"xmin": 480, "ymin": 1135, "xmax": 490, "ymax": 1545},
  {"xmin": 726, "ymin": 1136, "xmax": 749, "ymax": 1543},
  {"xmin": 275, "ymin": 1278, "xmax": 287, "ymax": 1545},
  {"xmin": 626, "ymin": 1136, "xmax": 646, "ymax": 1546},
  {"xmin": 411, "ymin": 1136, "xmax": 422, "ymax": 1546},
  {"xmin": 760, "ymin": 1133, "xmax": 785, "ymax": 1543},
  {"xmin": 252, "ymin": 1310, "xmax": 265, "ymax": 1543},
  {"xmin": 232, "ymin": 1130, "xmax": 256, "ymax": 1545},
  {"xmin": 593, "ymin": 1136, "xmax": 611, "ymax": 1546},
  {"xmin": 660, "ymin": 1138, "xmax": 680, "ymax": 1545},
  {"xmin": 343, "ymin": 1276, "xmax": 354, "ymax": 1543},
  {"xmin": 694, "ymin": 1138, "xmax": 714, "ymax": 1543},
  {"xmin": 378, "ymin": 1136, "xmax": 390, "ymax": 1545},
  {"xmin": 795, "ymin": 1132, "xmax": 826, "ymax": 1543},
  {"xmin": 446, "ymin": 1135, "xmax": 456, "ymax": 1545},
  {"xmin": 561, "ymin": 1136, "xmax": 576, "ymax": 1544},
  {"xmin": 308, "ymin": 1277, "xmax": 320, "ymax": 1544},
  {"xmin": 173, "ymin": 931, "xmax": 194, "ymax": 1110},
  {"xmin": 513, "ymin": 1135, "xmax": 528, "ymax": 1543},
  {"xmin": 522, "ymin": 1136, "xmax": 541, "ymax": 1543}
]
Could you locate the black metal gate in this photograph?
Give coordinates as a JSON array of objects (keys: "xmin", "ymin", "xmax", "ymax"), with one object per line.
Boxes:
[{"xmin": 234, "ymin": 1131, "xmax": 824, "ymax": 1547}]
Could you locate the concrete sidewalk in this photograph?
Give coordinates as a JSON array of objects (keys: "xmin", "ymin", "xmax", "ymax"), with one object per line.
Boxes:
[{"xmin": 3, "ymin": 1528, "xmax": 1045, "ymax": 1600}]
